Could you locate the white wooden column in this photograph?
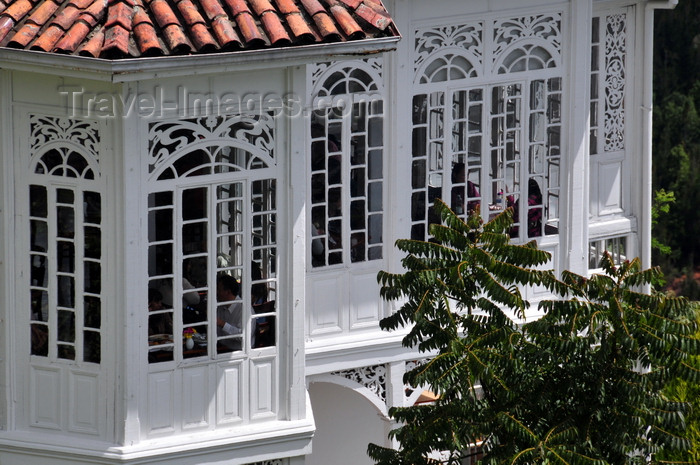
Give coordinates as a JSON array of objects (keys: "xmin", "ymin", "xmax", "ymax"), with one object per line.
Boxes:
[
  {"xmin": 120, "ymin": 80, "xmax": 144, "ymax": 446},
  {"xmin": 564, "ymin": 0, "xmax": 593, "ymax": 275},
  {"xmin": 287, "ymin": 63, "xmax": 309, "ymax": 422}
]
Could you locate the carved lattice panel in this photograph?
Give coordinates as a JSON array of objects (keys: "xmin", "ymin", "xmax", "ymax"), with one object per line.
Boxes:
[
  {"xmin": 603, "ymin": 13, "xmax": 626, "ymax": 152},
  {"xmin": 331, "ymin": 365, "xmax": 387, "ymax": 404},
  {"xmin": 147, "ymin": 114, "xmax": 275, "ymax": 177}
]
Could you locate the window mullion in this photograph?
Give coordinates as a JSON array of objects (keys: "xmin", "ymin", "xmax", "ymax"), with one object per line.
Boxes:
[{"xmin": 47, "ymin": 186, "xmax": 58, "ymax": 361}]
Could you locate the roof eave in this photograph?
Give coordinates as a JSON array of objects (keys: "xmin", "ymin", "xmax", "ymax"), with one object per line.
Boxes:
[{"xmin": 0, "ymin": 35, "xmax": 401, "ymax": 83}]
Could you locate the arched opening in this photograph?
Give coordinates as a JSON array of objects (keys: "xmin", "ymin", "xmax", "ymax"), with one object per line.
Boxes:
[{"xmin": 307, "ymin": 382, "xmax": 392, "ymax": 465}]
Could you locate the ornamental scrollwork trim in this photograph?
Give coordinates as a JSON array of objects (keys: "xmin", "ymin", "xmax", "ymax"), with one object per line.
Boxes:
[
  {"xmin": 310, "ymin": 58, "xmax": 384, "ymax": 93},
  {"xmin": 414, "ymin": 22, "xmax": 483, "ymax": 82},
  {"xmin": 331, "ymin": 364, "xmax": 387, "ymax": 403},
  {"xmin": 492, "ymin": 14, "xmax": 562, "ymax": 68},
  {"xmin": 30, "ymin": 115, "xmax": 101, "ymax": 162},
  {"xmin": 147, "ymin": 113, "xmax": 274, "ymax": 173},
  {"xmin": 603, "ymin": 13, "xmax": 626, "ymax": 152}
]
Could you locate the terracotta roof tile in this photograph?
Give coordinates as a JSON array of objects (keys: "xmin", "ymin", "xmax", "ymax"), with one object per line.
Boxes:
[
  {"xmin": 0, "ymin": 16, "xmax": 16, "ymax": 41},
  {"xmin": 80, "ymin": 0, "xmax": 107, "ymax": 26},
  {"xmin": 8, "ymin": 22, "xmax": 40, "ymax": 47},
  {"xmin": 31, "ymin": 22, "xmax": 63, "ymax": 49},
  {"xmin": 54, "ymin": 20, "xmax": 89, "ymax": 51},
  {"xmin": 328, "ymin": 3, "xmax": 362, "ymax": 39},
  {"xmin": 132, "ymin": 3, "xmax": 163, "ymax": 54},
  {"xmin": 78, "ymin": 26, "xmax": 103, "ymax": 55},
  {"xmin": 0, "ymin": 0, "xmax": 396, "ymax": 58},
  {"xmin": 2, "ymin": 0, "xmax": 33, "ymax": 22},
  {"xmin": 52, "ymin": 4, "xmax": 82, "ymax": 29},
  {"xmin": 210, "ymin": 15, "xmax": 240, "ymax": 48}
]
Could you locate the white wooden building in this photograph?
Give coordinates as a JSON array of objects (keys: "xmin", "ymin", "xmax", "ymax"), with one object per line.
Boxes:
[{"xmin": 0, "ymin": 0, "xmax": 674, "ymax": 464}]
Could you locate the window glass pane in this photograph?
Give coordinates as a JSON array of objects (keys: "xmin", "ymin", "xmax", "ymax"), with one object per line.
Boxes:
[
  {"xmin": 31, "ymin": 323, "xmax": 48, "ymax": 356},
  {"xmin": 30, "ymin": 185, "xmax": 47, "ymax": 217},
  {"xmin": 57, "ymin": 206, "xmax": 75, "ymax": 238},
  {"xmin": 31, "ymin": 220, "xmax": 48, "ymax": 252},
  {"xmin": 83, "ymin": 191, "xmax": 101, "ymax": 224},
  {"xmin": 84, "ymin": 261, "xmax": 101, "ymax": 293},
  {"xmin": 84, "ymin": 226, "xmax": 101, "ymax": 259},
  {"xmin": 83, "ymin": 331, "xmax": 100, "ymax": 363},
  {"xmin": 57, "ymin": 275, "xmax": 74, "ymax": 308},
  {"xmin": 84, "ymin": 296, "xmax": 101, "ymax": 328}
]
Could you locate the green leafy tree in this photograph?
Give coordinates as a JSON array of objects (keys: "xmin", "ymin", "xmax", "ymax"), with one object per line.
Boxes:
[{"xmin": 369, "ymin": 200, "xmax": 699, "ymax": 465}]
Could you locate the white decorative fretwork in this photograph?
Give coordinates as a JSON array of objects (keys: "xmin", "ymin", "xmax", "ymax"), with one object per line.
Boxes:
[
  {"xmin": 310, "ymin": 57, "xmax": 383, "ymax": 91},
  {"xmin": 29, "ymin": 115, "xmax": 101, "ymax": 178},
  {"xmin": 30, "ymin": 115, "xmax": 101, "ymax": 157},
  {"xmin": 413, "ymin": 23, "xmax": 483, "ymax": 83},
  {"xmin": 248, "ymin": 460, "xmax": 286, "ymax": 465},
  {"xmin": 331, "ymin": 365, "xmax": 387, "ymax": 403},
  {"xmin": 603, "ymin": 13, "xmax": 626, "ymax": 152},
  {"xmin": 492, "ymin": 14, "xmax": 562, "ymax": 74},
  {"xmin": 147, "ymin": 114, "xmax": 274, "ymax": 175}
]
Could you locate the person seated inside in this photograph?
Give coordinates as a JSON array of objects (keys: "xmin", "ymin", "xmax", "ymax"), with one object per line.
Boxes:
[
  {"xmin": 508, "ymin": 179, "xmax": 543, "ymax": 238},
  {"xmin": 216, "ymin": 273, "xmax": 242, "ymax": 352},
  {"xmin": 148, "ymin": 287, "xmax": 172, "ymax": 336}
]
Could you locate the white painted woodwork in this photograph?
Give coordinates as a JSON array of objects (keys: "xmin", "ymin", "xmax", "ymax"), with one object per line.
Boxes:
[{"xmin": 0, "ymin": 1, "xmax": 667, "ymax": 464}]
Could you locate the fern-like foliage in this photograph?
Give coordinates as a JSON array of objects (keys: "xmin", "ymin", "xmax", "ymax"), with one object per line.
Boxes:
[{"xmin": 368, "ymin": 200, "xmax": 699, "ymax": 465}]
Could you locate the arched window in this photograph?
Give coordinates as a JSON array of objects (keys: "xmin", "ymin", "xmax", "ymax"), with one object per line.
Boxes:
[
  {"xmin": 410, "ymin": 15, "xmax": 562, "ymax": 243},
  {"xmin": 309, "ymin": 62, "xmax": 384, "ymax": 268},
  {"xmin": 28, "ymin": 116, "xmax": 103, "ymax": 364},
  {"xmin": 146, "ymin": 114, "xmax": 278, "ymax": 364}
]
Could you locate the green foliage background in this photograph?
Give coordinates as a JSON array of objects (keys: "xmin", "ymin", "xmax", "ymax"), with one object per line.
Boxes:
[{"xmin": 653, "ymin": 2, "xmax": 700, "ymax": 282}]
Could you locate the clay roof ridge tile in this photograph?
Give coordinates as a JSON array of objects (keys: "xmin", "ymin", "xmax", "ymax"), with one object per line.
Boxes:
[
  {"xmin": 0, "ymin": 0, "xmax": 8, "ymax": 16},
  {"xmin": 104, "ymin": 1, "xmax": 134, "ymax": 30},
  {"xmin": 103, "ymin": 23, "xmax": 130, "ymax": 55}
]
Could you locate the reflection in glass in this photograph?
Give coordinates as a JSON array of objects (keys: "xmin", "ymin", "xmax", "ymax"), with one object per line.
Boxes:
[
  {"xmin": 57, "ymin": 275, "xmax": 75, "ymax": 308},
  {"xmin": 30, "ymin": 185, "xmax": 48, "ymax": 217}
]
